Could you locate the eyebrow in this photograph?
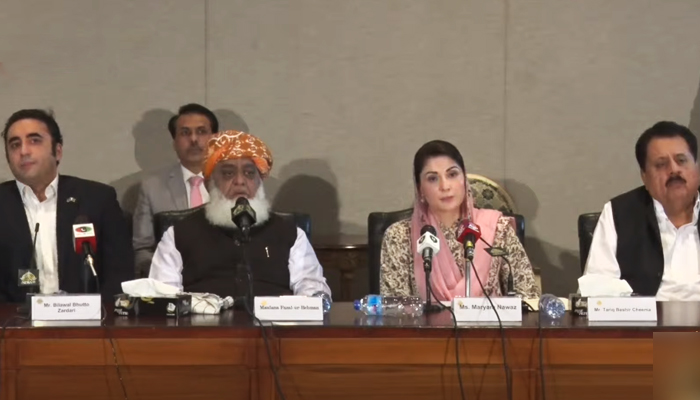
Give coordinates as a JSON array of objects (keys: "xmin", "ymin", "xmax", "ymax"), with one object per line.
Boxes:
[
  {"xmin": 8, "ymin": 133, "xmax": 43, "ymax": 143},
  {"xmin": 424, "ymin": 166, "xmax": 460, "ymax": 175},
  {"xmin": 179, "ymin": 124, "xmax": 208, "ymax": 130},
  {"xmin": 221, "ymin": 162, "xmax": 256, "ymax": 170},
  {"xmin": 654, "ymin": 153, "xmax": 688, "ymax": 161}
]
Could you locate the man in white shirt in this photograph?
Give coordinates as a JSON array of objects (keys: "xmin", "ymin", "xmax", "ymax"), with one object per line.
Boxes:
[
  {"xmin": 132, "ymin": 104, "xmax": 218, "ymax": 276},
  {"xmin": 584, "ymin": 121, "xmax": 700, "ymax": 300},
  {"xmin": 149, "ymin": 130, "xmax": 331, "ymax": 299},
  {"xmin": 0, "ymin": 109, "xmax": 133, "ymax": 302}
]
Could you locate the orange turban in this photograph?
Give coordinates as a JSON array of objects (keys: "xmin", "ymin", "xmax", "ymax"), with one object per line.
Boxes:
[{"xmin": 203, "ymin": 130, "xmax": 273, "ymax": 180}]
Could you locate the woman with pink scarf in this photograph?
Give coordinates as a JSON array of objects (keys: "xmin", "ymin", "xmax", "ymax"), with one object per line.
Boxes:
[{"xmin": 380, "ymin": 140, "xmax": 540, "ymax": 300}]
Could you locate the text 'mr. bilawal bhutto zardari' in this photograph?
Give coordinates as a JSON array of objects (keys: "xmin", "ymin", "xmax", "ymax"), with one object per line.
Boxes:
[{"xmin": 148, "ymin": 130, "xmax": 332, "ymax": 300}]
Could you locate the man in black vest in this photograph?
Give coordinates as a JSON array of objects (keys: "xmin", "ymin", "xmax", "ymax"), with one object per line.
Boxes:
[
  {"xmin": 149, "ymin": 130, "xmax": 331, "ymax": 300},
  {"xmin": 584, "ymin": 121, "xmax": 700, "ymax": 299},
  {"xmin": 0, "ymin": 109, "xmax": 134, "ymax": 302}
]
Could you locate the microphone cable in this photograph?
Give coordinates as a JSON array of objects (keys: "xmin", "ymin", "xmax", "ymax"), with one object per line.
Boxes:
[
  {"xmin": 468, "ymin": 259, "xmax": 513, "ymax": 400},
  {"xmin": 426, "ymin": 281, "xmax": 467, "ymax": 400},
  {"xmin": 238, "ymin": 243, "xmax": 287, "ymax": 400},
  {"xmin": 102, "ymin": 303, "xmax": 128, "ymax": 400},
  {"xmin": 536, "ymin": 304, "xmax": 547, "ymax": 400},
  {"xmin": 517, "ymin": 300, "xmax": 546, "ymax": 400},
  {"xmin": 90, "ymin": 258, "xmax": 128, "ymax": 400},
  {"xmin": 0, "ymin": 314, "xmax": 29, "ymax": 394}
]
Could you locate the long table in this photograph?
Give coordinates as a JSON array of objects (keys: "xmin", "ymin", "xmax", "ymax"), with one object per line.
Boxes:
[{"xmin": 0, "ymin": 302, "xmax": 695, "ymax": 400}]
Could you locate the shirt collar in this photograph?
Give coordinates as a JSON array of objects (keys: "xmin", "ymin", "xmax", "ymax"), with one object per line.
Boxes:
[
  {"xmin": 16, "ymin": 174, "xmax": 59, "ymax": 203},
  {"xmin": 180, "ymin": 164, "xmax": 204, "ymax": 182},
  {"xmin": 652, "ymin": 195, "xmax": 700, "ymax": 226}
]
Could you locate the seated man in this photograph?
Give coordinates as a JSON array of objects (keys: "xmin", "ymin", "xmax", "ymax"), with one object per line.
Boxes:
[
  {"xmin": 584, "ymin": 121, "xmax": 700, "ymax": 300},
  {"xmin": 149, "ymin": 130, "xmax": 331, "ymax": 299},
  {"xmin": 0, "ymin": 109, "xmax": 134, "ymax": 301},
  {"xmin": 133, "ymin": 103, "xmax": 218, "ymax": 276}
]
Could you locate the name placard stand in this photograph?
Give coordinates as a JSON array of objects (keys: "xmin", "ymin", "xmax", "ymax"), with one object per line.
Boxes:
[
  {"xmin": 587, "ymin": 297, "xmax": 657, "ymax": 322},
  {"xmin": 30, "ymin": 294, "xmax": 102, "ymax": 321},
  {"xmin": 254, "ymin": 296, "xmax": 323, "ymax": 321},
  {"xmin": 452, "ymin": 297, "xmax": 522, "ymax": 322}
]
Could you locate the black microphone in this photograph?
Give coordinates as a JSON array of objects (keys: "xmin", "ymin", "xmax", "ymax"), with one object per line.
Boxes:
[
  {"xmin": 231, "ymin": 197, "xmax": 256, "ymax": 241},
  {"xmin": 19, "ymin": 223, "xmax": 41, "ymax": 293},
  {"xmin": 16, "ymin": 223, "xmax": 40, "ymax": 315},
  {"xmin": 480, "ymin": 237, "xmax": 516, "ymax": 297}
]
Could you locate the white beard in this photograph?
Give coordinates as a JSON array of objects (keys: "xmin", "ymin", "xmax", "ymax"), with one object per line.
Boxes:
[{"xmin": 204, "ymin": 184, "xmax": 271, "ymax": 229}]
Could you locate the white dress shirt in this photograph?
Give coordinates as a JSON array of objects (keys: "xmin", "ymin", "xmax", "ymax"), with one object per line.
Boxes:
[
  {"xmin": 584, "ymin": 198, "xmax": 700, "ymax": 301},
  {"xmin": 181, "ymin": 165, "xmax": 209, "ymax": 207},
  {"xmin": 17, "ymin": 175, "xmax": 60, "ymax": 294},
  {"xmin": 149, "ymin": 226, "xmax": 332, "ymax": 297}
]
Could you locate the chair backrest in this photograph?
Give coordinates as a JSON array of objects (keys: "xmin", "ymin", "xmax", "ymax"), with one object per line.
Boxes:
[
  {"xmin": 577, "ymin": 212, "xmax": 601, "ymax": 274},
  {"xmin": 366, "ymin": 208, "xmax": 525, "ymax": 295},
  {"xmin": 124, "ymin": 210, "xmax": 133, "ymax": 240},
  {"xmin": 468, "ymin": 173, "xmax": 516, "ymax": 213},
  {"xmin": 153, "ymin": 207, "xmax": 312, "ymax": 243}
]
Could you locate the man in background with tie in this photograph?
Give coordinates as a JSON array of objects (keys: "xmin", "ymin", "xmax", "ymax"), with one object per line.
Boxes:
[{"xmin": 132, "ymin": 103, "xmax": 218, "ymax": 276}]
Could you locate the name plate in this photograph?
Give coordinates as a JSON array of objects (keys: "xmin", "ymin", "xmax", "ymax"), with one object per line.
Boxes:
[
  {"xmin": 587, "ymin": 296, "xmax": 657, "ymax": 321},
  {"xmin": 452, "ymin": 297, "xmax": 522, "ymax": 322},
  {"xmin": 31, "ymin": 294, "xmax": 102, "ymax": 321},
  {"xmin": 254, "ymin": 296, "xmax": 323, "ymax": 321}
]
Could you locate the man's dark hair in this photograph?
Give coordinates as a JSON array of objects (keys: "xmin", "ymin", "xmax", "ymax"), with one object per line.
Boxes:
[
  {"xmin": 635, "ymin": 121, "xmax": 698, "ymax": 171},
  {"xmin": 2, "ymin": 109, "xmax": 63, "ymax": 152},
  {"xmin": 167, "ymin": 103, "xmax": 219, "ymax": 138}
]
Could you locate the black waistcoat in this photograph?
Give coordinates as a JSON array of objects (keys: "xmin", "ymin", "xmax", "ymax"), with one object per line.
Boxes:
[
  {"xmin": 173, "ymin": 210, "xmax": 297, "ymax": 298},
  {"xmin": 611, "ymin": 186, "xmax": 700, "ymax": 296}
]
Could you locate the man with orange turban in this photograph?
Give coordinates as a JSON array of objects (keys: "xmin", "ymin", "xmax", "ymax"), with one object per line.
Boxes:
[{"xmin": 148, "ymin": 131, "xmax": 331, "ymax": 299}]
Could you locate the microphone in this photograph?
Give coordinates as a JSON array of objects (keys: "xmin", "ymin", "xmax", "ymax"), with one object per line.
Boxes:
[
  {"xmin": 457, "ymin": 220, "xmax": 482, "ymax": 297},
  {"xmin": 456, "ymin": 220, "xmax": 481, "ymax": 261},
  {"xmin": 29, "ymin": 222, "xmax": 39, "ymax": 270},
  {"xmin": 417, "ymin": 225, "xmax": 440, "ymax": 271},
  {"xmin": 73, "ymin": 216, "xmax": 97, "ymax": 279},
  {"xmin": 19, "ymin": 223, "xmax": 41, "ymax": 294},
  {"xmin": 482, "ymin": 238, "xmax": 516, "ymax": 297},
  {"xmin": 231, "ymin": 197, "xmax": 256, "ymax": 241},
  {"xmin": 416, "ymin": 225, "xmax": 442, "ymax": 313}
]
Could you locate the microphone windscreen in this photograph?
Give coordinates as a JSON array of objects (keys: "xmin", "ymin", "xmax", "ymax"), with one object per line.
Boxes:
[
  {"xmin": 75, "ymin": 215, "xmax": 90, "ymax": 224},
  {"xmin": 420, "ymin": 225, "xmax": 437, "ymax": 236}
]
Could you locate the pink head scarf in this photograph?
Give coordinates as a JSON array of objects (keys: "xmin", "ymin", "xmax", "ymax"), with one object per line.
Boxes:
[{"xmin": 410, "ymin": 174, "xmax": 502, "ymax": 301}]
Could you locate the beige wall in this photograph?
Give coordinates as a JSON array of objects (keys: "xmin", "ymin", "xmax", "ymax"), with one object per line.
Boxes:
[{"xmin": 1, "ymin": 0, "xmax": 700, "ymax": 297}]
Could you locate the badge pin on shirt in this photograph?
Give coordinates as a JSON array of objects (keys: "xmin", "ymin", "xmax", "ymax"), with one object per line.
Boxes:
[
  {"xmin": 265, "ymin": 247, "xmax": 270, "ymax": 258},
  {"xmin": 66, "ymin": 197, "xmax": 77, "ymax": 203}
]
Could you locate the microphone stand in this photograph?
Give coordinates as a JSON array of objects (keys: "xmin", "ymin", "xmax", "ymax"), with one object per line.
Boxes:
[
  {"xmin": 502, "ymin": 257, "xmax": 516, "ymax": 297},
  {"xmin": 81, "ymin": 255, "xmax": 99, "ymax": 294},
  {"xmin": 423, "ymin": 258, "xmax": 442, "ymax": 313},
  {"xmin": 234, "ymin": 229, "xmax": 255, "ymax": 312},
  {"xmin": 479, "ymin": 237, "xmax": 517, "ymax": 297},
  {"xmin": 465, "ymin": 258, "xmax": 472, "ymax": 297}
]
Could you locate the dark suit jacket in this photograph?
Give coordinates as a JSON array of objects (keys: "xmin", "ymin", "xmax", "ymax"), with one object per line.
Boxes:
[{"xmin": 0, "ymin": 175, "xmax": 134, "ymax": 302}]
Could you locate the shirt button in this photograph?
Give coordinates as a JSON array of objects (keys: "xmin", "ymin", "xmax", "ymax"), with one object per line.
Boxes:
[{"xmin": 657, "ymin": 272, "xmax": 662, "ymax": 277}]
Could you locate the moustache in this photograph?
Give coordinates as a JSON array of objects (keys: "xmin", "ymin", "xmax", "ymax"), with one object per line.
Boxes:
[
  {"xmin": 187, "ymin": 145, "xmax": 203, "ymax": 153},
  {"xmin": 666, "ymin": 176, "xmax": 686, "ymax": 187}
]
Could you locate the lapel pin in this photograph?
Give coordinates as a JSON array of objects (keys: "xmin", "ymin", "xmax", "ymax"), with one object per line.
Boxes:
[{"xmin": 66, "ymin": 197, "xmax": 77, "ymax": 203}]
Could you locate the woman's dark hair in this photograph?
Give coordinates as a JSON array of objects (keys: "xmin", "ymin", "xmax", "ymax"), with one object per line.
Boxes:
[{"xmin": 413, "ymin": 140, "xmax": 466, "ymax": 185}]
